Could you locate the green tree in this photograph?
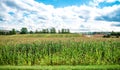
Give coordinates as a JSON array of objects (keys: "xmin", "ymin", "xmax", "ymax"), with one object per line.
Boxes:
[
  {"xmin": 29, "ymin": 31, "xmax": 33, "ymax": 34},
  {"xmin": 111, "ymin": 31, "xmax": 116, "ymax": 36},
  {"xmin": 50, "ymin": 28, "xmax": 56, "ymax": 34},
  {"xmin": 66, "ymin": 29, "xmax": 70, "ymax": 33},
  {"xmin": 61, "ymin": 29, "xmax": 65, "ymax": 34},
  {"xmin": 42, "ymin": 29, "xmax": 47, "ymax": 33},
  {"xmin": 20, "ymin": 27, "xmax": 28, "ymax": 34},
  {"xmin": 35, "ymin": 30, "xmax": 39, "ymax": 34},
  {"xmin": 9, "ymin": 29, "xmax": 16, "ymax": 35},
  {"xmin": 46, "ymin": 29, "xmax": 49, "ymax": 33},
  {"xmin": 9, "ymin": 31, "xmax": 12, "ymax": 35},
  {"xmin": 61, "ymin": 29, "xmax": 70, "ymax": 34},
  {"xmin": 11, "ymin": 29, "xmax": 16, "ymax": 34}
]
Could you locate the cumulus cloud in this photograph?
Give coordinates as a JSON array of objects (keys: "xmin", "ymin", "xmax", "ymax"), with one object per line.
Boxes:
[
  {"xmin": 111, "ymin": 23, "xmax": 120, "ymax": 27},
  {"xmin": 90, "ymin": 0, "xmax": 120, "ymax": 7},
  {"xmin": 0, "ymin": 0, "xmax": 120, "ymax": 32},
  {"xmin": 95, "ymin": 5, "xmax": 120, "ymax": 22}
]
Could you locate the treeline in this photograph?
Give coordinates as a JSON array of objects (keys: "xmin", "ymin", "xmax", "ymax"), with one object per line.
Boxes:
[
  {"xmin": 35, "ymin": 28, "xmax": 70, "ymax": 34},
  {"xmin": 103, "ymin": 31, "xmax": 120, "ymax": 38},
  {"xmin": 0, "ymin": 27, "xmax": 70, "ymax": 35},
  {"xmin": 0, "ymin": 29, "xmax": 16, "ymax": 35}
]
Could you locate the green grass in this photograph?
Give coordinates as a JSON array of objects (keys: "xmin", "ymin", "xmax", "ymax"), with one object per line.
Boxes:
[
  {"xmin": 0, "ymin": 65, "xmax": 120, "ymax": 70},
  {"xmin": 0, "ymin": 34, "xmax": 120, "ymax": 66}
]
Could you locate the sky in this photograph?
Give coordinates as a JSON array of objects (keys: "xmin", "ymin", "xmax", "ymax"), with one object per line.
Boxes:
[{"xmin": 0, "ymin": 0, "xmax": 120, "ymax": 32}]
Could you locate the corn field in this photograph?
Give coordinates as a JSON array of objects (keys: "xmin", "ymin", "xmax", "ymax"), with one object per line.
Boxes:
[{"xmin": 0, "ymin": 34, "xmax": 120, "ymax": 65}]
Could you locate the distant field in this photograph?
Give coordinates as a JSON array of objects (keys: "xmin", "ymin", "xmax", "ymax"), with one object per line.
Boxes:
[
  {"xmin": 0, "ymin": 34, "xmax": 120, "ymax": 69},
  {"xmin": 2, "ymin": 34, "xmax": 83, "ymax": 38}
]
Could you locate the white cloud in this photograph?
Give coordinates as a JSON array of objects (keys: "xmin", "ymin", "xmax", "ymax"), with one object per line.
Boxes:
[
  {"xmin": 0, "ymin": 0, "xmax": 120, "ymax": 32},
  {"xmin": 90, "ymin": 0, "xmax": 120, "ymax": 7}
]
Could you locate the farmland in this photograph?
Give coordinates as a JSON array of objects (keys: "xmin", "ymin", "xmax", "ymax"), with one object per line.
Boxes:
[{"xmin": 0, "ymin": 34, "xmax": 120, "ymax": 69}]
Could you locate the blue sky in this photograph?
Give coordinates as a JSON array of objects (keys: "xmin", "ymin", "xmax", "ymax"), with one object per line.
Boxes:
[
  {"xmin": 0, "ymin": 0, "xmax": 120, "ymax": 32},
  {"xmin": 35, "ymin": 0, "xmax": 90, "ymax": 8},
  {"xmin": 35, "ymin": 0, "xmax": 120, "ymax": 8},
  {"xmin": 98, "ymin": 0, "xmax": 120, "ymax": 8}
]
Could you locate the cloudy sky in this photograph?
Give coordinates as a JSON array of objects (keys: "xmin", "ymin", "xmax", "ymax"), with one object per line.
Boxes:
[{"xmin": 0, "ymin": 0, "xmax": 120, "ymax": 32}]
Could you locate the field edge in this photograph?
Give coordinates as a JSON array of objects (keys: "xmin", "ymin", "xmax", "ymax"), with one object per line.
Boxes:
[{"xmin": 0, "ymin": 65, "xmax": 120, "ymax": 70}]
